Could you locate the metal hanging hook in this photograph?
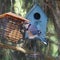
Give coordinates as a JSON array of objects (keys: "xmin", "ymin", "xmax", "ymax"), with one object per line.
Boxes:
[{"xmin": 10, "ymin": 0, "xmax": 13, "ymax": 12}]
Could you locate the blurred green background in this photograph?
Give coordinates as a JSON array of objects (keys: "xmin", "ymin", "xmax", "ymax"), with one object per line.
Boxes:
[{"xmin": 0, "ymin": 0, "xmax": 60, "ymax": 60}]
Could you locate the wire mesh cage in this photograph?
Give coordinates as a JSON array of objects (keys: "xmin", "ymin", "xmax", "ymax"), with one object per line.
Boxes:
[{"xmin": 0, "ymin": 12, "xmax": 29, "ymax": 43}]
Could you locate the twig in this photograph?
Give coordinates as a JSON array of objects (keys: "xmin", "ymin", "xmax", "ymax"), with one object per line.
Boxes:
[{"xmin": 0, "ymin": 42, "xmax": 33, "ymax": 54}]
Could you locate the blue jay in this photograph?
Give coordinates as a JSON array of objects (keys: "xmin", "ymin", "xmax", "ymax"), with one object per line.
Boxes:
[{"xmin": 25, "ymin": 23, "xmax": 47, "ymax": 45}]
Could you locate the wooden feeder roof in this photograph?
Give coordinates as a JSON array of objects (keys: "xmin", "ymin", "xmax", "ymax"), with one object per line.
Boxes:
[{"xmin": 0, "ymin": 12, "xmax": 30, "ymax": 23}]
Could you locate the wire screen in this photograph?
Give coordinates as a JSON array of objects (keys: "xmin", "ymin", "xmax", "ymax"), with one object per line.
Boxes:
[{"xmin": 0, "ymin": 17, "xmax": 23, "ymax": 43}]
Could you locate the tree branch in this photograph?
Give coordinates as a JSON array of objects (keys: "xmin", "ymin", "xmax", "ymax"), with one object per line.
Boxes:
[{"xmin": 0, "ymin": 42, "xmax": 33, "ymax": 54}]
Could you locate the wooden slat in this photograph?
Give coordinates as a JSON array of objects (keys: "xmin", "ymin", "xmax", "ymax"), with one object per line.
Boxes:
[{"xmin": 0, "ymin": 12, "xmax": 30, "ymax": 23}]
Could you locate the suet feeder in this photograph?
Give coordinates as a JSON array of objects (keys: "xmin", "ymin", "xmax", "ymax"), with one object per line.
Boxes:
[
  {"xmin": 26, "ymin": 4, "xmax": 48, "ymax": 44},
  {"xmin": 0, "ymin": 12, "xmax": 29, "ymax": 43}
]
